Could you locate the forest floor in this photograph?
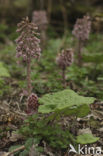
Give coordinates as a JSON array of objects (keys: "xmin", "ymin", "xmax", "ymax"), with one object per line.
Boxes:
[
  {"xmin": 0, "ymin": 78, "xmax": 103, "ymax": 155},
  {"xmin": 0, "ymin": 34, "xmax": 103, "ymax": 155}
]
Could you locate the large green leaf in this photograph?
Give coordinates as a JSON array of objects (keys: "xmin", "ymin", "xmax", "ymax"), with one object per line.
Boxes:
[
  {"xmin": 0, "ymin": 62, "xmax": 10, "ymax": 77},
  {"xmin": 38, "ymin": 89, "xmax": 95, "ymax": 117},
  {"xmin": 77, "ymin": 133, "xmax": 99, "ymax": 144}
]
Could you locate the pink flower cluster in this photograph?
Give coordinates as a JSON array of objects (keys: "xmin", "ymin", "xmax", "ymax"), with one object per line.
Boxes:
[
  {"xmin": 72, "ymin": 15, "xmax": 91, "ymax": 41},
  {"xmin": 16, "ymin": 17, "xmax": 41, "ymax": 61},
  {"xmin": 32, "ymin": 11, "xmax": 48, "ymax": 31},
  {"xmin": 56, "ymin": 48, "xmax": 74, "ymax": 70}
]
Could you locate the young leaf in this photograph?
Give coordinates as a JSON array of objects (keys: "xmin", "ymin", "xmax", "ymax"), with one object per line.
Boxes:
[{"xmin": 77, "ymin": 133, "xmax": 99, "ymax": 144}]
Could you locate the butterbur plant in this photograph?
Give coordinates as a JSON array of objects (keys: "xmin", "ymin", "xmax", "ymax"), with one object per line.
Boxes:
[
  {"xmin": 32, "ymin": 11, "xmax": 48, "ymax": 49},
  {"xmin": 72, "ymin": 15, "xmax": 91, "ymax": 66},
  {"xmin": 32, "ymin": 11, "xmax": 48, "ymax": 31},
  {"xmin": 16, "ymin": 17, "xmax": 41, "ymax": 95},
  {"xmin": 56, "ymin": 48, "xmax": 74, "ymax": 87},
  {"xmin": 16, "ymin": 17, "xmax": 41, "ymax": 110}
]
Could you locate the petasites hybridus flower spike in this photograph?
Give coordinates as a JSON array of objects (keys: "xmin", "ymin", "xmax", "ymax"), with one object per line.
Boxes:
[
  {"xmin": 72, "ymin": 15, "xmax": 91, "ymax": 66},
  {"xmin": 56, "ymin": 48, "xmax": 74, "ymax": 87},
  {"xmin": 16, "ymin": 17, "xmax": 41, "ymax": 96},
  {"xmin": 32, "ymin": 11, "xmax": 48, "ymax": 50},
  {"xmin": 72, "ymin": 15, "xmax": 91, "ymax": 41},
  {"xmin": 56, "ymin": 48, "xmax": 74, "ymax": 70},
  {"xmin": 32, "ymin": 11, "xmax": 48, "ymax": 31},
  {"xmin": 26, "ymin": 93, "xmax": 39, "ymax": 115},
  {"xmin": 16, "ymin": 16, "xmax": 41, "ymax": 61}
]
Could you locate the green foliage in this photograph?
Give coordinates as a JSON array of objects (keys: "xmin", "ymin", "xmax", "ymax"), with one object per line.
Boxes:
[
  {"xmin": 9, "ymin": 145, "xmax": 22, "ymax": 156},
  {"xmin": 19, "ymin": 149, "xmax": 29, "ymax": 156},
  {"xmin": 17, "ymin": 76, "xmax": 96, "ymax": 154},
  {"xmin": 83, "ymin": 53, "xmax": 103, "ymax": 63},
  {"xmin": 0, "ymin": 62, "xmax": 12, "ymax": 96},
  {"xmin": 67, "ymin": 63, "xmax": 103, "ymax": 100},
  {"xmin": 82, "ymin": 34, "xmax": 103, "ymax": 63},
  {"xmin": 8, "ymin": 26, "xmax": 18, "ymax": 41},
  {"xmin": 67, "ymin": 64, "xmax": 89, "ymax": 83},
  {"xmin": 29, "ymin": 34, "xmax": 103, "ymax": 99},
  {"xmin": 77, "ymin": 133, "xmax": 99, "ymax": 144},
  {"xmin": 0, "ymin": 45, "xmax": 16, "ymax": 68},
  {"xmin": 38, "ymin": 89, "xmax": 95, "ymax": 117},
  {"xmin": 19, "ymin": 111, "xmax": 99, "ymax": 154},
  {"xmin": 31, "ymin": 38, "xmax": 64, "ymax": 94},
  {"xmin": 0, "ymin": 24, "xmax": 8, "ymax": 41},
  {"xmin": 19, "ymin": 138, "xmax": 37, "ymax": 156},
  {"xmin": 86, "ymin": 34, "xmax": 103, "ymax": 53},
  {"xmin": 0, "ymin": 62, "xmax": 10, "ymax": 77},
  {"xmin": 0, "ymin": 61, "xmax": 11, "ymax": 96},
  {"xmin": 0, "ymin": 45, "xmax": 26, "ymax": 79},
  {"xmin": 0, "ymin": 75, "xmax": 12, "ymax": 98},
  {"xmin": 19, "ymin": 114, "xmax": 76, "ymax": 153},
  {"xmin": 0, "ymin": 79, "xmax": 6, "ymax": 96}
]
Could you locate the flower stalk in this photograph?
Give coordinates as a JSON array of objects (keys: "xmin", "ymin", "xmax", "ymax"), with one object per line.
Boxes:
[
  {"xmin": 16, "ymin": 17, "xmax": 41, "ymax": 96},
  {"xmin": 27, "ymin": 56, "xmax": 31, "ymax": 96},
  {"xmin": 56, "ymin": 48, "xmax": 74, "ymax": 88},
  {"xmin": 77, "ymin": 39, "xmax": 83, "ymax": 67},
  {"xmin": 62, "ymin": 67, "xmax": 66, "ymax": 88}
]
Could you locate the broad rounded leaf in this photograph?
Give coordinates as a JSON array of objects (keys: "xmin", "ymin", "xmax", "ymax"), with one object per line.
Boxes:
[{"xmin": 38, "ymin": 89, "xmax": 95, "ymax": 117}]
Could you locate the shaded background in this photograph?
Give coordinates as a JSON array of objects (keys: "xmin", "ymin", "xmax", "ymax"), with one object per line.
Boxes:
[{"xmin": 0, "ymin": 0, "xmax": 103, "ymax": 40}]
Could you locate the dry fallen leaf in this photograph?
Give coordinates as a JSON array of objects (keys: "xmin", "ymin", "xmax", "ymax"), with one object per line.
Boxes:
[
  {"xmin": 10, "ymin": 131, "xmax": 23, "ymax": 142},
  {"xmin": 78, "ymin": 128, "xmax": 92, "ymax": 135}
]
